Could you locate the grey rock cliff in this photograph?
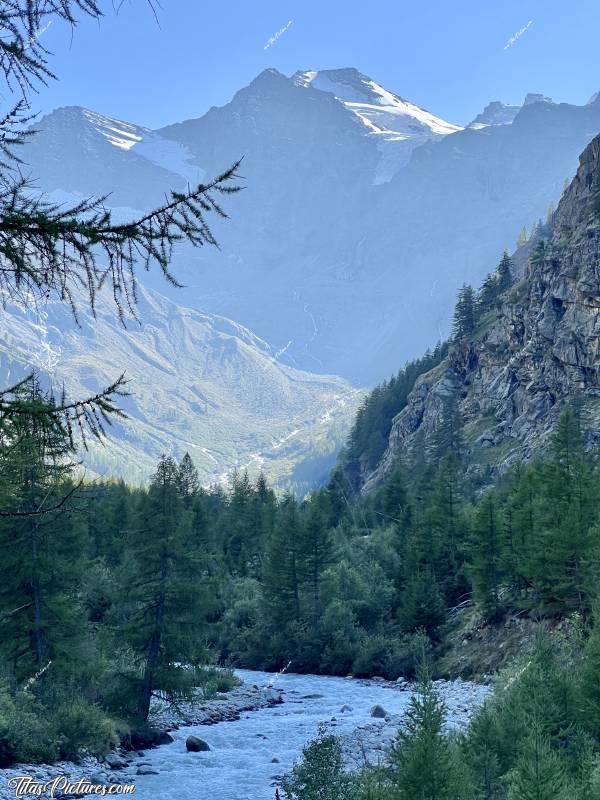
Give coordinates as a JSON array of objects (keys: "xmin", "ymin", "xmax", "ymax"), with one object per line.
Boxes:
[{"xmin": 363, "ymin": 134, "xmax": 600, "ymax": 490}]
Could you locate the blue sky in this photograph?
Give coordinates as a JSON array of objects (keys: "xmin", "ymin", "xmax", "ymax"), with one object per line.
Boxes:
[{"xmin": 36, "ymin": 0, "xmax": 600, "ymax": 129}]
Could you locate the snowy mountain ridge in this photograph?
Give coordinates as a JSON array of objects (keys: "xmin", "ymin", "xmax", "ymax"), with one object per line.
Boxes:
[
  {"xmin": 293, "ymin": 67, "xmax": 462, "ymax": 183},
  {"xmin": 21, "ymin": 69, "xmax": 600, "ymax": 385}
]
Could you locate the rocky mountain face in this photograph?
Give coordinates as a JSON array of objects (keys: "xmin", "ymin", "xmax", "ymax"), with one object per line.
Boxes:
[
  {"xmin": 0, "ymin": 286, "xmax": 360, "ymax": 489},
  {"xmin": 362, "ymin": 133, "xmax": 600, "ymax": 491},
  {"xmin": 20, "ymin": 73, "xmax": 600, "ymax": 384},
  {"xmin": 468, "ymin": 98, "xmax": 527, "ymax": 129}
]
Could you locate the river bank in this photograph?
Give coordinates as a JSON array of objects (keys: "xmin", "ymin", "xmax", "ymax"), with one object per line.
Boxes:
[
  {"xmin": 0, "ymin": 681, "xmax": 280, "ymax": 799},
  {"xmin": 0, "ymin": 671, "xmax": 490, "ymax": 800}
]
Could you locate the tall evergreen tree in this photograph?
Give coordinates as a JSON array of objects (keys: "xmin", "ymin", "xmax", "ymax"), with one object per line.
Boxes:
[
  {"xmin": 121, "ymin": 455, "xmax": 204, "ymax": 721},
  {"xmin": 522, "ymin": 409, "xmax": 597, "ymax": 612},
  {"xmin": 391, "ymin": 667, "xmax": 466, "ymax": 800},
  {"xmin": 506, "ymin": 724, "xmax": 570, "ymax": 800},
  {"xmin": 300, "ymin": 493, "xmax": 335, "ymax": 624},
  {"xmin": 497, "ymin": 252, "xmax": 513, "ymax": 295},
  {"xmin": 0, "ymin": 377, "xmax": 86, "ymax": 679},
  {"xmin": 453, "ymin": 284, "xmax": 477, "ymax": 339},
  {"xmin": 262, "ymin": 493, "xmax": 302, "ymax": 628},
  {"xmin": 176, "ymin": 453, "xmax": 200, "ymax": 508},
  {"xmin": 469, "ymin": 494, "xmax": 504, "ymax": 620}
]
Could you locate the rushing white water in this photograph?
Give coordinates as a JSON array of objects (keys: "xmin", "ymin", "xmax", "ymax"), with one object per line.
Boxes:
[{"xmin": 130, "ymin": 670, "xmax": 489, "ymax": 800}]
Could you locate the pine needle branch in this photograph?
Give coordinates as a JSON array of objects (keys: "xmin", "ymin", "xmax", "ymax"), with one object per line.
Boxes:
[{"xmin": 0, "ymin": 161, "xmax": 242, "ymax": 319}]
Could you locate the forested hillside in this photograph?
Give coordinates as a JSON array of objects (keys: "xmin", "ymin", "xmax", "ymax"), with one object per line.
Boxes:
[{"xmin": 3, "ymin": 373, "xmax": 600, "ymax": 800}]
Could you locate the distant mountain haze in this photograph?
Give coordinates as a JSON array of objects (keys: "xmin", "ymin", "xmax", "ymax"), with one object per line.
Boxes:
[
  {"xmin": 20, "ymin": 68, "xmax": 600, "ymax": 386},
  {"xmin": 4, "ymin": 68, "xmax": 600, "ymax": 485},
  {"xmin": 0, "ymin": 285, "xmax": 360, "ymax": 487}
]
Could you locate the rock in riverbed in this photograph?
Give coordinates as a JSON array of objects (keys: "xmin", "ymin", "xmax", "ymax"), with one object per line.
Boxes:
[
  {"xmin": 186, "ymin": 735, "xmax": 211, "ymax": 752},
  {"xmin": 137, "ymin": 765, "xmax": 160, "ymax": 775},
  {"xmin": 370, "ymin": 704, "xmax": 387, "ymax": 718}
]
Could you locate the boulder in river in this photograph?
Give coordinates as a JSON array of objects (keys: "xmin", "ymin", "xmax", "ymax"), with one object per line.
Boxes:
[
  {"xmin": 186, "ymin": 735, "xmax": 211, "ymax": 752},
  {"xmin": 137, "ymin": 765, "xmax": 159, "ymax": 775},
  {"xmin": 104, "ymin": 753, "xmax": 127, "ymax": 770},
  {"xmin": 89, "ymin": 773, "xmax": 109, "ymax": 786},
  {"xmin": 370, "ymin": 704, "xmax": 387, "ymax": 718},
  {"xmin": 156, "ymin": 731, "xmax": 174, "ymax": 745},
  {"xmin": 340, "ymin": 704, "xmax": 353, "ymax": 713},
  {"xmin": 263, "ymin": 688, "xmax": 283, "ymax": 704}
]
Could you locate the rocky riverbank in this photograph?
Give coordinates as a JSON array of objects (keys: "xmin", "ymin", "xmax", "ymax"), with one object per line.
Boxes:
[
  {"xmin": 0, "ymin": 673, "xmax": 491, "ymax": 799},
  {"xmin": 340, "ymin": 677, "xmax": 491, "ymax": 769},
  {"xmin": 0, "ymin": 682, "xmax": 282, "ymax": 799}
]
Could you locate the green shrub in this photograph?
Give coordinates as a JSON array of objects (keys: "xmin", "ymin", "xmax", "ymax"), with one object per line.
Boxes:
[
  {"xmin": 352, "ymin": 634, "xmax": 390, "ymax": 678},
  {"xmin": 0, "ymin": 685, "xmax": 57, "ymax": 765},
  {"xmin": 282, "ymin": 725, "xmax": 356, "ymax": 800},
  {"xmin": 387, "ymin": 631, "xmax": 433, "ymax": 679},
  {"xmin": 51, "ymin": 699, "xmax": 119, "ymax": 761},
  {"xmin": 196, "ymin": 667, "xmax": 240, "ymax": 699}
]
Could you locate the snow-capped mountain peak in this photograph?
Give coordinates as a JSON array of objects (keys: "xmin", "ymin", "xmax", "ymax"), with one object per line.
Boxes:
[
  {"xmin": 293, "ymin": 68, "xmax": 462, "ymax": 183},
  {"xmin": 294, "ymin": 68, "xmax": 461, "ymax": 137},
  {"xmin": 30, "ymin": 106, "xmax": 204, "ymax": 198}
]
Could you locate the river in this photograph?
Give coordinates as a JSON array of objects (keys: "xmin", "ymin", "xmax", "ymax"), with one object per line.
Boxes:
[{"xmin": 132, "ymin": 669, "xmax": 489, "ymax": 800}]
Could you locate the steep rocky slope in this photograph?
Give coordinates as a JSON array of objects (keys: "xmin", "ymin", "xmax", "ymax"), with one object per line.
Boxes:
[{"xmin": 363, "ymin": 133, "xmax": 600, "ymax": 491}]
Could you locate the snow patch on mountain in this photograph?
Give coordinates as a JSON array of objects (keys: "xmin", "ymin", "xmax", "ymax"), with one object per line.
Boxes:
[
  {"xmin": 293, "ymin": 68, "xmax": 462, "ymax": 183},
  {"xmin": 82, "ymin": 109, "xmax": 203, "ymax": 184}
]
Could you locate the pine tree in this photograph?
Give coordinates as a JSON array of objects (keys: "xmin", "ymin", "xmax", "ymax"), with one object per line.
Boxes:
[
  {"xmin": 431, "ymin": 398, "xmax": 464, "ymax": 462},
  {"xmin": 281, "ymin": 726, "xmax": 355, "ymax": 800},
  {"xmin": 478, "ymin": 272, "xmax": 500, "ymax": 314},
  {"xmin": 453, "ymin": 284, "xmax": 477, "ymax": 340},
  {"xmin": 382, "ymin": 465, "xmax": 409, "ymax": 521},
  {"xmin": 578, "ymin": 608, "xmax": 600, "ymax": 737},
  {"xmin": 262, "ymin": 493, "xmax": 302, "ymax": 627},
  {"xmin": 469, "ymin": 494, "xmax": 504, "ymax": 620},
  {"xmin": 224, "ymin": 471, "xmax": 259, "ymax": 576},
  {"xmin": 517, "ymin": 227, "xmax": 528, "ymax": 247},
  {"xmin": 497, "ymin": 251, "xmax": 513, "ymax": 294},
  {"xmin": 300, "ymin": 493, "xmax": 335, "ymax": 624},
  {"xmin": 398, "ymin": 567, "xmax": 447, "ymax": 638},
  {"xmin": 176, "ymin": 453, "xmax": 200, "ymax": 508},
  {"xmin": 0, "ymin": 377, "xmax": 86, "ymax": 679},
  {"xmin": 121, "ymin": 455, "xmax": 204, "ymax": 722},
  {"xmin": 507, "ymin": 723, "xmax": 570, "ymax": 800},
  {"xmin": 391, "ymin": 667, "xmax": 465, "ymax": 799},
  {"xmin": 523, "ymin": 409, "xmax": 597, "ymax": 613},
  {"xmin": 422, "ymin": 455, "xmax": 468, "ymax": 604},
  {"xmin": 465, "ymin": 707, "xmax": 503, "ymax": 800}
]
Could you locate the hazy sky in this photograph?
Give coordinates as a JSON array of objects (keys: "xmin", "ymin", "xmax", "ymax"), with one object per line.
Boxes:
[{"xmin": 35, "ymin": 0, "xmax": 600, "ymax": 129}]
